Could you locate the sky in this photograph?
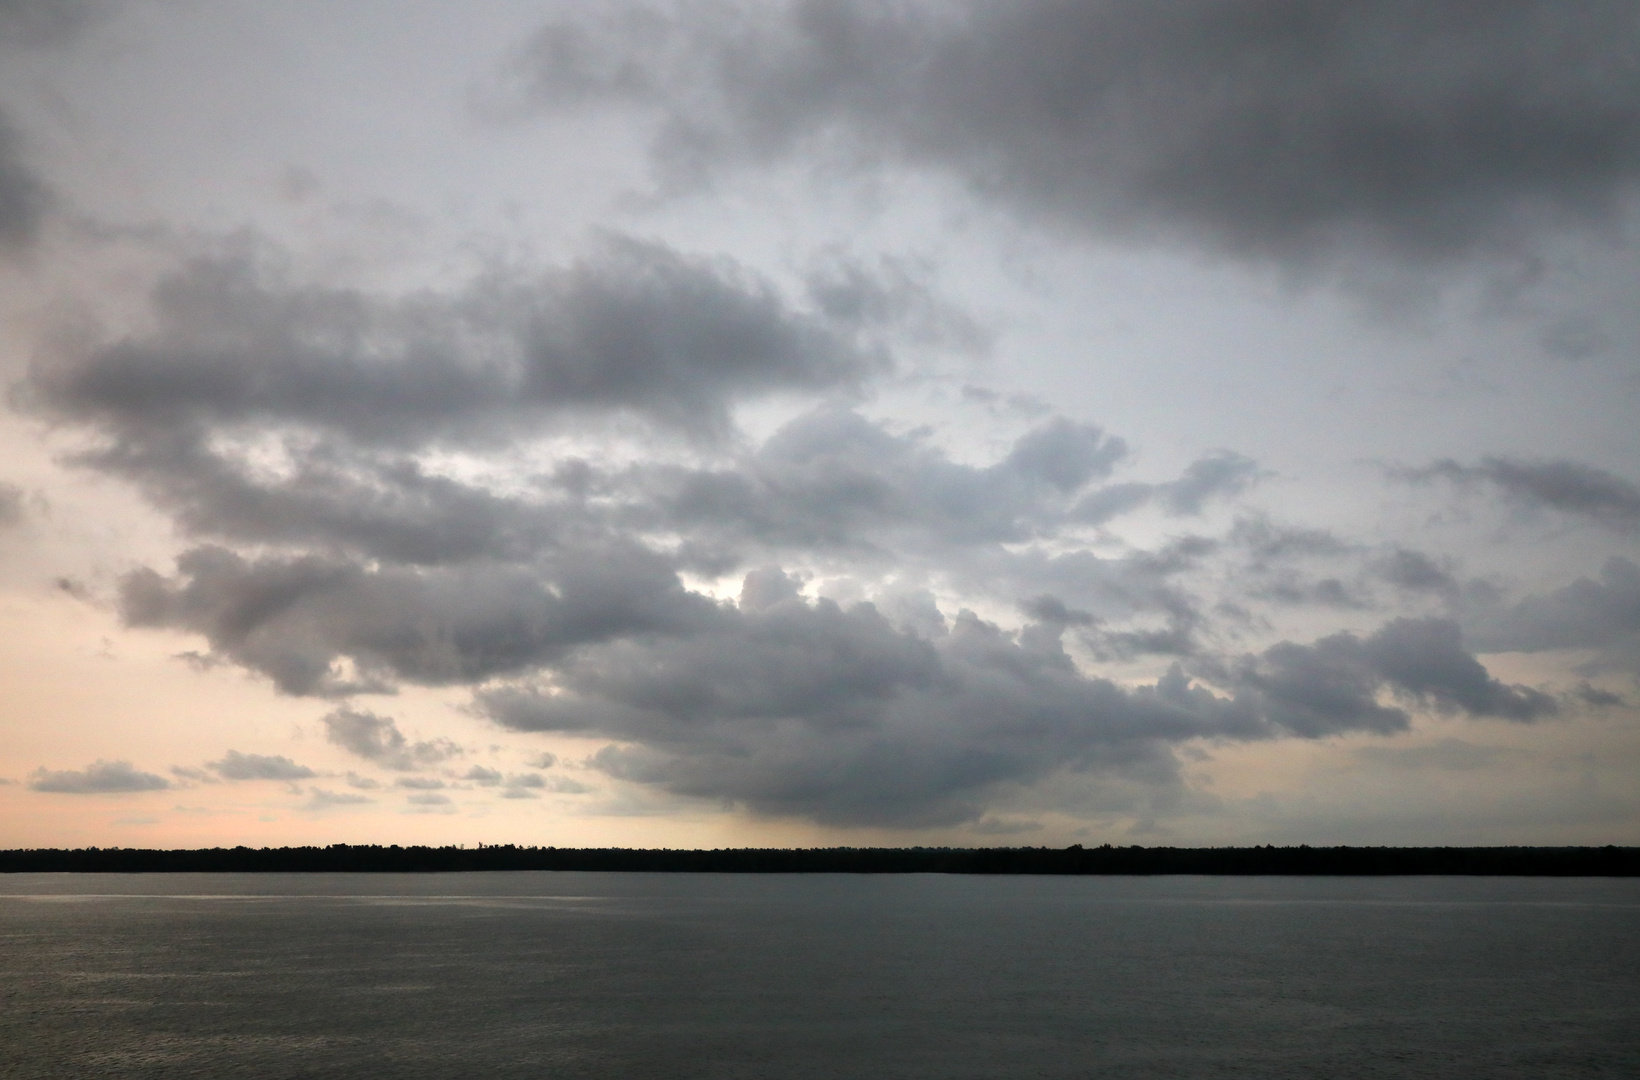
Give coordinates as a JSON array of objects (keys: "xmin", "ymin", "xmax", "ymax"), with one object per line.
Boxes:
[{"xmin": 1, "ymin": 0, "xmax": 1638, "ymax": 849}]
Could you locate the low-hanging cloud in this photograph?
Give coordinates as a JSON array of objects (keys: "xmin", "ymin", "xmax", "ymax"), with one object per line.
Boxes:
[
  {"xmin": 479, "ymin": 572, "xmax": 1551, "ymax": 825},
  {"xmin": 512, "ymin": 0, "xmax": 1640, "ymax": 266},
  {"xmin": 208, "ymin": 750, "xmax": 317, "ymax": 781},
  {"xmin": 28, "ymin": 759, "xmax": 170, "ymax": 794},
  {"xmin": 120, "ymin": 542, "xmax": 717, "ymax": 696},
  {"xmin": 320, "ymin": 707, "xmax": 462, "ymax": 771},
  {"xmin": 1466, "ymin": 556, "xmax": 1640, "ymax": 672}
]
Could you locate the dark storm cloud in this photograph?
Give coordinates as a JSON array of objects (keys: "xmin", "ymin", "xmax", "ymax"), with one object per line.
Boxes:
[
  {"xmin": 478, "ymin": 571, "xmax": 1548, "ymax": 825},
  {"xmin": 320, "ymin": 708, "xmax": 461, "ymax": 771},
  {"xmin": 514, "ymin": 0, "xmax": 1640, "ymax": 264},
  {"xmin": 27, "ymin": 235, "xmax": 872, "ymax": 445},
  {"xmin": 481, "ymin": 583, "xmax": 1241, "ymax": 825},
  {"xmin": 208, "ymin": 750, "xmax": 316, "ymax": 781},
  {"xmin": 1408, "ymin": 456, "xmax": 1640, "ymax": 532},
  {"xmin": 28, "ymin": 759, "xmax": 169, "ymax": 793}
]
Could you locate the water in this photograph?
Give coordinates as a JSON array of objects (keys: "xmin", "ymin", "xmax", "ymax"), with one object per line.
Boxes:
[{"xmin": 2, "ymin": 873, "xmax": 1637, "ymax": 1079}]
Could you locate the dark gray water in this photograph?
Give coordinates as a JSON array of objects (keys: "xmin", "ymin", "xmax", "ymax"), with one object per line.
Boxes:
[{"xmin": 2, "ymin": 873, "xmax": 1637, "ymax": 1079}]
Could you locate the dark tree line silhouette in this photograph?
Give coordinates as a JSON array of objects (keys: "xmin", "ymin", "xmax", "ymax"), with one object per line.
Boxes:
[{"xmin": 2, "ymin": 844, "xmax": 1635, "ymax": 875}]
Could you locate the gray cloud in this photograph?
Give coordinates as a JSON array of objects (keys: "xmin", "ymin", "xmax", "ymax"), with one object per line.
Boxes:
[
  {"xmin": 1467, "ymin": 556, "xmax": 1640, "ymax": 670},
  {"xmin": 28, "ymin": 221, "xmax": 1264, "ymax": 695},
  {"xmin": 1071, "ymin": 452, "xmax": 1261, "ymax": 525},
  {"xmin": 481, "ymin": 581, "xmax": 1192, "ymax": 824},
  {"xmin": 0, "ymin": 113, "xmax": 46, "ymax": 250},
  {"xmin": 1156, "ymin": 452, "xmax": 1266, "ymax": 515},
  {"xmin": 0, "ymin": 1, "xmax": 106, "ymax": 48},
  {"xmin": 303, "ymin": 787, "xmax": 373, "ymax": 809},
  {"xmin": 478, "ymin": 571, "xmax": 1545, "ymax": 825},
  {"xmin": 499, "ymin": 771, "xmax": 586, "ymax": 799},
  {"xmin": 462, "ymin": 765, "xmax": 503, "ymax": 786},
  {"xmin": 1373, "ymin": 547, "xmax": 1461, "ymax": 595},
  {"xmin": 120, "ymin": 542, "xmax": 713, "ymax": 695},
  {"xmin": 28, "ymin": 759, "xmax": 169, "ymax": 793},
  {"xmin": 514, "ymin": 1, "xmax": 1640, "ymax": 265},
  {"xmin": 0, "ymin": 1, "xmax": 110, "ymax": 250},
  {"xmin": 83, "ymin": 385, "xmax": 1230, "ymax": 701},
  {"xmin": 633, "ymin": 408, "xmax": 1130, "ymax": 556},
  {"xmin": 1576, "ymin": 684, "xmax": 1627, "ymax": 708},
  {"xmin": 321, "ymin": 708, "xmax": 461, "ymax": 770},
  {"xmin": 1226, "ymin": 616, "xmax": 1556, "ymax": 732},
  {"xmin": 1409, "ymin": 456, "xmax": 1640, "ymax": 532},
  {"xmin": 28, "ymin": 234, "xmax": 872, "ymax": 446},
  {"xmin": 0, "ymin": 481, "xmax": 24, "ymax": 527},
  {"xmin": 1352, "ymin": 737, "xmax": 1521, "ymax": 772},
  {"xmin": 1360, "ymin": 616, "xmax": 1557, "ymax": 720},
  {"xmin": 803, "ymin": 251, "xmax": 990, "ymax": 354},
  {"xmin": 208, "ymin": 750, "xmax": 317, "ymax": 781}
]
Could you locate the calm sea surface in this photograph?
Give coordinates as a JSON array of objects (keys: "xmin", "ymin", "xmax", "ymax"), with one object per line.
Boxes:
[{"xmin": 2, "ymin": 872, "xmax": 1637, "ymax": 1079}]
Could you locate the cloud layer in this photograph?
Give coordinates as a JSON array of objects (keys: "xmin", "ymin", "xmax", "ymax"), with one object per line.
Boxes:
[
  {"xmin": 7, "ymin": 2, "xmax": 1628, "ymax": 835},
  {"xmin": 516, "ymin": 0, "xmax": 1640, "ymax": 265},
  {"xmin": 22, "ymin": 231, "xmax": 1578, "ymax": 824}
]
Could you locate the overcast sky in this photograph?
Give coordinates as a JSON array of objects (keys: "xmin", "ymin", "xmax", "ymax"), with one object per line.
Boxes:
[{"xmin": 1, "ymin": 0, "xmax": 1637, "ymax": 848}]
